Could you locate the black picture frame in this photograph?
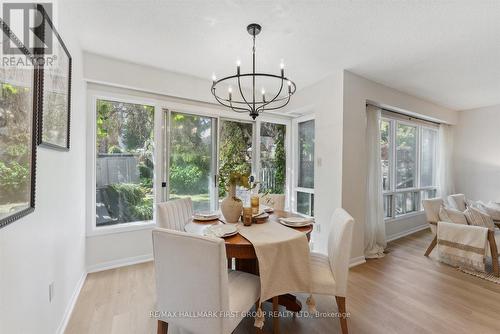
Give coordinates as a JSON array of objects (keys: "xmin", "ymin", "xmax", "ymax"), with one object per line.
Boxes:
[
  {"xmin": 0, "ymin": 20, "xmax": 38, "ymax": 228},
  {"xmin": 36, "ymin": 4, "xmax": 72, "ymax": 151}
]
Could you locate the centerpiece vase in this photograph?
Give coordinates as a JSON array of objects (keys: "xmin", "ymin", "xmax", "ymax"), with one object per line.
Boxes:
[{"xmin": 220, "ymin": 184, "xmax": 243, "ymax": 224}]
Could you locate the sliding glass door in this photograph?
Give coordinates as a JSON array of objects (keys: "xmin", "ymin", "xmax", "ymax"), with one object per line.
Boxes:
[
  {"xmin": 164, "ymin": 111, "xmax": 288, "ymax": 212},
  {"xmin": 167, "ymin": 111, "xmax": 217, "ymax": 211}
]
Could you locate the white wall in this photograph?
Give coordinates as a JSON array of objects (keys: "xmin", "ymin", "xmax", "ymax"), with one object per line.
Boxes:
[
  {"xmin": 342, "ymin": 71, "xmax": 458, "ymax": 259},
  {"xmin": 84, "ymin": 52, "xmax": 216, "ymax": 104},
  {"xmin": 454, "ymin": 104, "xmax": 500, "ymax": 202},
  {"xmin": 0, "ymin": 2, "xmax": 87, "ymax": 333},
  {"xmin": 285, "ymin": 71, "xmax": 344, "ymax": 254}
]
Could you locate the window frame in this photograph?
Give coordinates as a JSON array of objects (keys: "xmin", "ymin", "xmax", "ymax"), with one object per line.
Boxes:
[
  {"xmin": 292, "ymin": 113, "xmax": 315, "ymax": 217},
  {"xmin": 87, "ymin": 93, "xmax": 162, "ymax": 236},
  {"xmin": 381, "ymin": 115, "xmax": 439, "ymax": 221}
]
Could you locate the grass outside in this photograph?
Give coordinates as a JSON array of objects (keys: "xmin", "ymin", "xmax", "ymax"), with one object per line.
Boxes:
[{"xmin": 169, "ymin": 193, "xmax": 211, "ymax": 212}]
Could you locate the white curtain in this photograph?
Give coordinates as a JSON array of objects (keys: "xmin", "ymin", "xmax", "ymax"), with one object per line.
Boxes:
[
  {"xmin": 365, "ymin": 105, "xmax": 386, "ymax": 258},
  {"xmin": 437, "ymin": 124, "xmax": 455, "ymax": 199}
]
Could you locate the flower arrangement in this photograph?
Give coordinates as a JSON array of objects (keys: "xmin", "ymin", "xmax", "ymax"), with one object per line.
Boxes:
[{"xmin": 226, "ymin": 172, "xmax": 259, "ymax": 191}]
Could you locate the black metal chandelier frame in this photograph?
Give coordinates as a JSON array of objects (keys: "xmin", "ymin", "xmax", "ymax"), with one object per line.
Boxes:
[{"xmin": 211, "ymin": 23, "xmax": 296, "ymax": 119}]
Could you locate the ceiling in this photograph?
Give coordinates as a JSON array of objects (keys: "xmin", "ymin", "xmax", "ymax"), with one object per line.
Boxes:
[{"xmin": 66, "ymin": 0, "xmax": 500, "ymax": 111}]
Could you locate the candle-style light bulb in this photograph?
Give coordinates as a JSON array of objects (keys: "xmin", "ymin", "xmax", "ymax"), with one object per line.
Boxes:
[
  {"xmin": 236, "ymin": 59, "xmax": 241, "ymax": 75},
  {"xmin": 212, "ymin": 73, "xmax": 217, "ymax": 83},
  {"xmin": 287, "ymin": 80, "xmax": 292, "ymax": 93},
  {"xmin": 228, "ymin": 86, "xmax": 232, "ymax": 100},
  {"xmin": 261, "ymin": 88, "xmax": 266, "ymax": 102}
]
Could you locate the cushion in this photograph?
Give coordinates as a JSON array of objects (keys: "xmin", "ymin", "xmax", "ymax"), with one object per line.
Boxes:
[
  {"xmin": 438, "ymin": 207, "xmax": 467, "ymax": 225},
  {"xmin": 448, "ymin": 194, "xmax": 467, "ymax": 212},
  {"xmin": 309, "ymin": 252, "xmax": 336, "ymax": 295},
  {"xmin": 485, "ymin": 202, "xmax": 500, "ymax": 221},
  {"xmin": 464, "ymin": 207, "xmax": 495, "ymax": 231}
]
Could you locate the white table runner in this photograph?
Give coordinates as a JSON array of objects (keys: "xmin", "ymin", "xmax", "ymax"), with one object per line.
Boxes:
[{"xmin": 238, "ymin": 221, "xmax": 312, "ymax": 303}]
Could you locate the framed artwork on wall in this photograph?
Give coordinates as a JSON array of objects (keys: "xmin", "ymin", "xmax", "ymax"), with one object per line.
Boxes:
[
  {"xmin": 0, "ymin": 20, "xmax": 38, "ymax": 228},
  {"xmin": 36, "ymin": 4, "xmax": 72, "ymax": 150}
]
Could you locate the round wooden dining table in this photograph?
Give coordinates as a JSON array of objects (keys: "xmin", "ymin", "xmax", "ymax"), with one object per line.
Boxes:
[{"xmin": 186, "ymin": 209, "xmax": 313, "ymax": 312}]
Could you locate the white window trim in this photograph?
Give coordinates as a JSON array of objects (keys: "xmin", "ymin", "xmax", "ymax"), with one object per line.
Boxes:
[
  {"xmin": 291, "ymin": 113, "xmax": 315, "ymax": 216},
  {"xmin": 381, "ymin": 115, "xmax": 439, "ymax": 221},
  {"xmin": 87, "ymin": 92, "xmax": 161, "ymax": 236},
  {"xmin": 87, "ymin": 84, "xmax": 293, "ymax": 236}
]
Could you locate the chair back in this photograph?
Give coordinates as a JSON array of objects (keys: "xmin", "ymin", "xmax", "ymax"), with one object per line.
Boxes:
[
  {"xmin": 156, "ymin": 198, "xmax": 193, "ymax": 230},
  {"xmin": 448, "ymin": 194, "xmax": 466, "ymax": 212},
  {"xmin": 260, "ymin": 193, "xmax": 286, "ymax": 211},
  {"xmin": 422, "ymin": 198, "xmax": 444, "ymax": 224},
  {"xmin": 327, "ymin": 208, "xmax": 355, "ymax": 297},
  {"xmin": 152, "ymin": 228, "xmax": 229, "ymax": 334}
]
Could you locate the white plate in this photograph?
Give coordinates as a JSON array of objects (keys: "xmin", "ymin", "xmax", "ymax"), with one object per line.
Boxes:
[
  {"xmin": 253, "ymin": 211, "xmax": 269, "ymax": 219},
  {"xmin": 278, "ymin": 217, "xmax": 314, "ymax": 227},
  {"xmin": 205, "ymin": 224, "xmax": 238, "ymax": 238},
  {"xmin": 193, "ymin": 212, "xmax": 220, "ymax": 221}
]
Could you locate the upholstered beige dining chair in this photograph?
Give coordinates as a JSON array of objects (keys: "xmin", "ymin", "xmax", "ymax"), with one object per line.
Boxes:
[
  {"xmin": 259, "ymin": 193, "xmax": 286, "ymax": 211},
  {"xmin": 422, "ymin": 198, "xmax": 444, "ymax": 256},
  {"xmin": 156, "ymin": 198, "xmax": 193, "ymax": 230},
  {"xmin": 153, "ymin": 228, "xmax": 261, "ymax": 334},
  {"xmin": 447, "ymin": 193, "xmax": 467, "ymax": 212},
  {"xmin": 308, "ymin": 208, "xmax": 354, "ymax": 334}
]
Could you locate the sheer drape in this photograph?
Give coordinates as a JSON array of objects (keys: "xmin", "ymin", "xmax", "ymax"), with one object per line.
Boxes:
[
  {"xmin": 365, "ymin": 105, "xmax": 386, "ymax": 258},
  {"xmin": 437, "ymin": 124, "xmax": 455, "ymax": 199}
]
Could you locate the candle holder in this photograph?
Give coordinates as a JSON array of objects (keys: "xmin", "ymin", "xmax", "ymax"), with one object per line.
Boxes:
[
  {"xmin": 251, "ymin": 195, "xmax": 260, "ymax": 215},
  {"xmin": 243, "ymin": 207, "xmax": 253, "ymax": 226}
]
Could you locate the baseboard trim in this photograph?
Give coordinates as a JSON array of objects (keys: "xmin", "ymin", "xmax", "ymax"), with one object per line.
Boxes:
[
  {"xmin": 386, "ymin": 224, "xmax": 430, "ymax": 242},
  {"xmin": 87, "ymin": 254, "xmax": 153, "ymax": 273},
  {"xmin": 56, "ymin": 271, "xmax": 87, "ymax": 334},
  {"xmin": 349, "ymin": 256, "xmax": 366, "ymax": 268}
]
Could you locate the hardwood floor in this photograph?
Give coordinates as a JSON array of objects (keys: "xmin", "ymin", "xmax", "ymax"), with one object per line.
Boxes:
[{"xmin": 66, "ymin": 229, "xmax": 500, "ymax": 334}]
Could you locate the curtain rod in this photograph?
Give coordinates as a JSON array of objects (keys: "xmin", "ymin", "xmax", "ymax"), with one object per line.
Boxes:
[{"xmin": 367, "ymin": 103, "xmax": 441, "ymax": 126}]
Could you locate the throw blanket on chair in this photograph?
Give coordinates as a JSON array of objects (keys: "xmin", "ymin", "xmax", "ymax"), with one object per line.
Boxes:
[{"xmin": 437, "ymin": 221, "xmax": 488, "ymax": 272}]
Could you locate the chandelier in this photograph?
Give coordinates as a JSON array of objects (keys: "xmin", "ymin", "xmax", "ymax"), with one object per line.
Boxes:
[{"xmin": 211, "ymin": 23, "xmax": 296, "ymax": 119}]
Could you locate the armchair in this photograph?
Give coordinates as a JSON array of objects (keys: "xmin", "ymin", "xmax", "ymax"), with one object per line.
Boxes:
[{"xmin": 422, "ymin": 198, "xmax": 499, "ymax": 277}]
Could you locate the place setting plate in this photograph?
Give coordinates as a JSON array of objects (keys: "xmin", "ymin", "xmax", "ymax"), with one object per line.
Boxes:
[
  {"xmin": 204, "ymin": 224, "xmax": 239, "ymax": 238},
  {"xmin": 278, "ymin": 216, "xmax": 314, "ymax": 227},
  {"xmin": 192, "ymin": 211, "xmax": 220, "ymax": 221}
]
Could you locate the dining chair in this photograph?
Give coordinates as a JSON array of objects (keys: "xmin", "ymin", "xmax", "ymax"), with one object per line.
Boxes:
[
  {"xmin": 307, "ymin": 208, "xmax": 354, "ymax": 334},
  {"xmin": 422, "ymin": 198, "xmax": 444, "ymax": 256},
  {"xmin": 153, "ymin": 228, "xmax": 261, "ymax": 334},
  {"xmin": 156, "ymin": 198, "xmax": 193, "ymax": 231},
  {"xmin": 447, "ymin": 193, "xmax": 467, "ymax": 212},
  {"xmin": 259, "ymin": 193, "xmax": 286, "ymax": 211}
]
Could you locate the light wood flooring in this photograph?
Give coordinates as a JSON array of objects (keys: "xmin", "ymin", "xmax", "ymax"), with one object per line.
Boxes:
[{"xmin": 66, "ymin": 229, "xmax": 500, "ymax": 334}]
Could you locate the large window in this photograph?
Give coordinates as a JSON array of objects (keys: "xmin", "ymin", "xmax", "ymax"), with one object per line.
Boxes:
[
  {"xmin": 295, "ymin": 118, "xmax": 315, "ymax": 216},
  {"xmin": 381, "ymin": 113, "xmax": 438, "ymax": 219},
  {"xmin": 95, "ymin": 99, "xmax": 154, "ymax": 226}
]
